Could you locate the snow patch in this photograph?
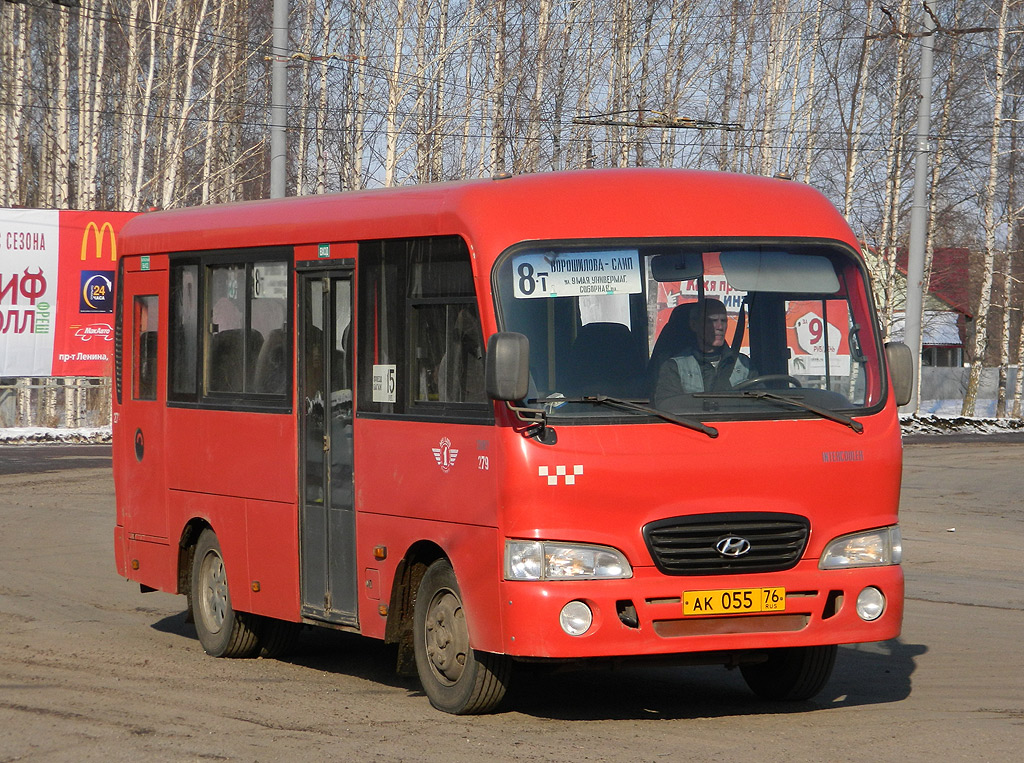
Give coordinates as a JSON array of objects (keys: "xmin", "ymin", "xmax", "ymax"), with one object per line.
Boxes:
[
  {"xmin": 0, "ymin": 426, "xmax": 112, "ymax": 445},
  {"xmin": 899, "ymin": 414, "xmax": 1024, "ymax": 437}
]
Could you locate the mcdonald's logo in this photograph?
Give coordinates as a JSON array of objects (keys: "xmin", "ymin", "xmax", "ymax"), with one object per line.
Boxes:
[{"xmin": 81, "ymin": 221, "xmax": 117, "ymax": 261}]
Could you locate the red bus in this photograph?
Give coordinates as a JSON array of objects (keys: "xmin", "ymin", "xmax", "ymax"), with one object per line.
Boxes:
[{"xmin": 113, "ymin": 169, "xmax": 912, "ymax": 714}]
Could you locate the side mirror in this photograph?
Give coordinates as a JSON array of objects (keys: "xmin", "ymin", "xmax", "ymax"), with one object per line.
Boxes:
[
  {"xmin": 485, "ymin": 332, "xmax": 530, "ymax": 402},
  {"xmin": 885, "ymin": 341, "xmax": 914, "ymax": 407}
]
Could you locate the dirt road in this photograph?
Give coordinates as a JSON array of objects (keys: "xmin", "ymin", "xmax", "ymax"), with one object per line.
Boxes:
[{"xmin": 1, "ymin": 441, "xmax": 1022, "ymax": 761}]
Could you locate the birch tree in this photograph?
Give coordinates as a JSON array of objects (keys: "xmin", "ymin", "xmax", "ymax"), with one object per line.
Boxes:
[
  {"xmin": 910, "ymin": 17, "xmax": 961, "ymax": 414},
  {"xmin": 384, "ymin": 0, "xmax": 409, "ymax": 186},
  {"xmin": 4, "ymin": 3, "xmax": 29, "ymax": 206},
  {"xmin": 413, "ymin": 0, "xmax": 431, "ymax": 181},
  {"xmin": 313, "ymin": 4, "xmax": 332, "ymax": 195},
  {"xmin": 833, "ymin": 0, "xmax": 875, "ymax": 220},
  {"xmin": 349, "ymin": 2, "xmax": 370, "ymax": 190},
  {"xmin": 523, "ymin": 0, "xmax": 554, "ymax": 173},
  {"xmin": 427, "ymin": 0, "xmax": 450, "ymax": 182},
  {"xmin": 800, "ymin": 0, "xmax": 824, "ymax": 183},
  {"xmin": 871, "ymin": 0, "xmax": 914, "ymax": 335},
  {"xmin": 718, "ymin": 0, "xmax": 743, "ymax": 171},
  {"xmin": 963, "ymin": 0, "xmax": 1011, "ymax": 416},
  {"xmin": 996, "ymin": 36, "xmax": 1022, "ymax": 417},
  {"xmin": 757, "ymin": 0, "xmax": 792, "ymax": 176},
  {"xmin": 116, "ymin": 0, "xmax": 142, "ymax": 209},
  {"xmin": 77, "ymin": 0, "xmax": 112, "ymax": 209},
  {"xmin": 295, "ymin": 4, "xmax": 317, "ymax": 196},
  {"xmin": 132, "ymin": 0, "xmax": 161, "ymax": 209},
  {"xmin": 201, "ymin": 0, "xmax": 231, "ymax": 204},
  {"xmin": 457, "ymin": 0, "xmax": 479, "ymax": 178},
  {"xmin": 161, "ymin": 0, "xmax": 211, "ymax": 208},
  {"xmin": 489, "ymin": 0, "xmax": 508, "ymax": 175},
  {"xmin": 995, "ymin": 154, "xmax": 1018, "ymax": 417}
]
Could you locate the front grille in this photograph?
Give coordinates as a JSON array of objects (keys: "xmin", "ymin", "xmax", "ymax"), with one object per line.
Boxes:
[{"xmin": 643, "ymin": 513, "xmax": 809, "ymax": 575}]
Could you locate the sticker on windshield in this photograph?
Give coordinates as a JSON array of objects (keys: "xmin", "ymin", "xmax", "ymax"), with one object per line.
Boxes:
[{"xmin": 512, "ymin": 251, "xmax": 641, "ymax": 299}]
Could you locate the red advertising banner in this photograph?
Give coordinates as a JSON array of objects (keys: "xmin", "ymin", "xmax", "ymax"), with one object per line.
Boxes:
[{"xmin": 0, "ymin": 209, "xmax": 136, "ymax": 377}]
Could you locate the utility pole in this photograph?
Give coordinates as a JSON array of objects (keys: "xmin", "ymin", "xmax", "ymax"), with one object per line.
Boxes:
[
  {"xmin": 270, "ymin": 0, "xmax": 288, "ymax": 199},
  {"xmin": 904, "ymin": 2, "xmax": 937, "ymax": 411}
]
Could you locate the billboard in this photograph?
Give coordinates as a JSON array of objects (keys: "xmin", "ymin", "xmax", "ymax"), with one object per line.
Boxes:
[{"xmin": 1, "ymin": 209, "xmax": 137, "ymax": 377}]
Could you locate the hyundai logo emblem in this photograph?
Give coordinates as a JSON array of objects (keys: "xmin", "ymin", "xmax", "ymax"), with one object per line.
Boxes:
[{"xmin": 716, "ymin": 536, "xmax": 752, "ymax": 557}]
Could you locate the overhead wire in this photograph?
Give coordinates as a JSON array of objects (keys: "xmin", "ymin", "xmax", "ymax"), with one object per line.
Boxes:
[{"xmin": 4, "ymin": 0, "xmax": 1021, "ymax": 175}]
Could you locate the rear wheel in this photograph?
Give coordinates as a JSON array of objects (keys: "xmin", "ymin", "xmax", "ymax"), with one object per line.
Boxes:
[
  {"xmin": 739, "ymin": 645, "xmax": 837, "ymax": 701},
  {"xmin": 191, "ymin": 529, "xmax": 261, "ymax": 658},
  {"xmin": 413, "ymin": 559, "xmax": 511, "ymax": 714}
]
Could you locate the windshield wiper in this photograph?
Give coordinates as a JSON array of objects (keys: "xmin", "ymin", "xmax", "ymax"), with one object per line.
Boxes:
[
  {"xmin": 694, "ymin": 390, "xmax": 863, "ymax": 433},
  {"xmin": 538, "ymin": 394, "xmax": 718, "ymax": 438}
]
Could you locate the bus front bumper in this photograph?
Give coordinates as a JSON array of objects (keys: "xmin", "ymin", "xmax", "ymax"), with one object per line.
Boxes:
[{"xmin": 497, "ymin": 563, "xmax": 903, "ymax": 659}]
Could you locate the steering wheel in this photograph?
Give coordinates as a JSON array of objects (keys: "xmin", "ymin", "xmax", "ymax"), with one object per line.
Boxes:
[{"xmin": 732, "ymin": 374, "xmax": 802, "ymax": 390}]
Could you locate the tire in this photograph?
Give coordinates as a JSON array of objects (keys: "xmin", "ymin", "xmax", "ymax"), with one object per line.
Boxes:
[
  {"xmin": 739, "ymin": 645, "xmax": 837, "ymax": 701},
  {"xmin": 191, "ymin": 529, "xmax": 261, "ymax": 658},
  {"xmin": 413, "ymin": 559, "xmax": 511, "ymax": 714},
  {"xmin": 257, "ymin": 617, "xmax": 302, "ymax": 659}
]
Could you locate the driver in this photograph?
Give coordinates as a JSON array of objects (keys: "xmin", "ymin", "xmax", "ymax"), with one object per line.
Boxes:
[{"xmin": 654, "ymin": 298, "xmax": 756, "ymax": 403}]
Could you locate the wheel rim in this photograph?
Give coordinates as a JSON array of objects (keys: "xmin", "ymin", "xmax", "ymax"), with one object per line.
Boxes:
[
  {"xmin": 423, "ymin": 587, "xmax": 469, "ymax": 686},
  {"xmin": 198, "ymin": 549, "xmax": 228, "ymax": 635}
]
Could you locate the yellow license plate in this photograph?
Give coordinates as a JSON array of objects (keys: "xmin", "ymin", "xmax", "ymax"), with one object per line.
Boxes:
[{"xmin": 682, "ymin": 587, "xmax": 786, "ymax": 616}]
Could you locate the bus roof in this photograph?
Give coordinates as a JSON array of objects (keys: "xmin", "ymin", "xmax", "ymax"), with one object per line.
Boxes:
[{"xmin": 118, "ymin": 169, "xmax": 858, "ymax": 261}]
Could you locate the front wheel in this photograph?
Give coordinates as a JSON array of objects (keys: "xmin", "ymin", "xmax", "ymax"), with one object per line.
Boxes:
[
  {"xmin": 739, "ymin": 645, "xmax": 837, "ymax": 701},
  {"xmin": 413, "ymin": 559, "xmax": 511, "ymax": 714},
  {"xmin": 191, "ymin": 529, "xmax": 261, "ymax": 658},
  {"xmin": 257, "ymin": 617, "xmax": 302, "ymax": 659}
]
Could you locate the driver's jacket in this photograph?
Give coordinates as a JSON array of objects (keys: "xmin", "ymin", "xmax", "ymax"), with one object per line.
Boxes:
[{"xmin": 664, "ymin": 351, "xmax": 754, "ymax": 393}]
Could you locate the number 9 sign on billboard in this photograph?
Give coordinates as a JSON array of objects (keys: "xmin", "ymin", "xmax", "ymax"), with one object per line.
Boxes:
[{"xmin": 788, "ymin": 303, "xmax": 851, "ymax": 376}]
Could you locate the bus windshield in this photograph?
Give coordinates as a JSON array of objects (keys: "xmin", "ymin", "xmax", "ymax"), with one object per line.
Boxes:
[{"xmin": 494, "ymin": 241, "xmax": 884, "ymax": 421}]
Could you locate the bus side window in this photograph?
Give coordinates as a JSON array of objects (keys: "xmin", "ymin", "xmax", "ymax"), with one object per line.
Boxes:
[
  {"xmin": 250, "ymin": 262, "xmax": 289, "ymax": 394},
  {"xmin": 411, "ymin": 303, "xmax": 485, "ymax": 404},
  {"xmin": 206, "ymin": 265, "xmax": 252, "ymax": 394},
  {"xmin": 169, "ymin": 253, "xmax": 290, "ymax": 407},
  {"xmin": 169, "ymin": 264, "xmax": 199, "ymax": 399},
  {"xmin": 358, "ymin": 235, "xmax": 488, "ymax": 417},
  {"xmin": 438, "ymin": 306, "xmax": 484, "ymax": 403},
  {"xmin": 203, "ymin": 261, "xmax": 288, "ymax": 396},
  {"xmin": 254, "ymin": 328, "xmax": 289, "ymax": 394},
  {"xmin": 133, "ymin": 295, "xmax": 159, "ymax": 401}
]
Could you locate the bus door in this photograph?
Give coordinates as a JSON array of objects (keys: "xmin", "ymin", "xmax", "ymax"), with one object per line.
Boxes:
[
  {"xmin": 299, "ymin": 271, "xmax": 357, "ymax": 626},
  {"xmin": 118, "ymin": 266, "xmax": 167, "ymax": 540}
]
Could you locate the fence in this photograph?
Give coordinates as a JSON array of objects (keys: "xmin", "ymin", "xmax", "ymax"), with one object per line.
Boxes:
[
  {"xmin": 0, "ymin": 368, "xmax": 1021, "ymax": 429},
  {"xmin": 916, "ymin": 366, "xmax": 1021, "ymax": 417},
  {"xmin": 0, "ymin": 377, "xmax": 112, "ymax": 429}
]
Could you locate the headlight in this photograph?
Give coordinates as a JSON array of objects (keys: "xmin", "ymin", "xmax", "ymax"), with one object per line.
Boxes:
[
  {"xmin": 819, "ymin": 526, "xmax": 902, "ymax": 569},
  {"xmin": 505, "ymin": 540, "xmax": 633, "ymax": 580}
]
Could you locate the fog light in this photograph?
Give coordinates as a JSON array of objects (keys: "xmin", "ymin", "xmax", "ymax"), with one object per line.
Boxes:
[
  {"xmin": 856, "ymin": 586, "xmax": 885, "ymax": 621},
  {"xmin": 559, "ymin": 600, "xmax": 593, "ymax": 636}
]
